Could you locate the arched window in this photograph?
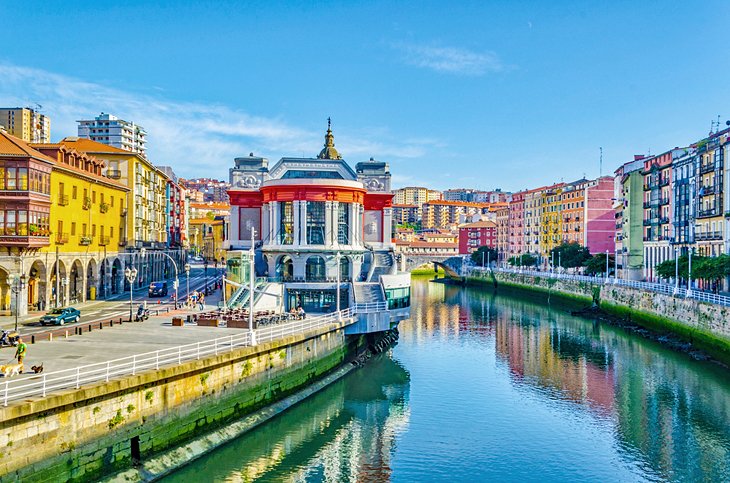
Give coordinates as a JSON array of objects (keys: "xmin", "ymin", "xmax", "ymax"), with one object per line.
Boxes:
[
  {"xmin": 305, "ymin": 256, "xmax": 326, "ymax": 282},
  {"xmin": 339, "ymin": 256, "xmax": 350, "ymax": 281},
  {"xmin": 276, "ymin": 256, "xmax": 294, "ymax": 281}
]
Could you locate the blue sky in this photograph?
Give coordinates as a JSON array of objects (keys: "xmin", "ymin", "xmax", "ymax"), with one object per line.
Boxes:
[{"xmin": 1, "ymin": 1, "xmax": 728, "ymax": 191}]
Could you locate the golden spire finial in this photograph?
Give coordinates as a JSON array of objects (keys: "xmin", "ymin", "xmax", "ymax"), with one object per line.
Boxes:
[{"xmin": 318, "ymin": 117, "xmax": 341, "ymax": 159}]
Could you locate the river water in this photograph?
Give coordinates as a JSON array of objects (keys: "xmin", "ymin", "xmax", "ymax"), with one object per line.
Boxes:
[{"xmin": 163, "ymin": 277, "xmax": 730, "ymax": 482}]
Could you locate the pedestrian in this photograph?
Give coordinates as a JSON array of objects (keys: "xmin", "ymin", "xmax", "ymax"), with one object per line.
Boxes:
[
  {"xmin": 198, "ymin": 294, "xmax": 205, "ymax": 311},
  {"xmin": 14, "ymin": 337, "xmax": 27, "ymax": 365}
]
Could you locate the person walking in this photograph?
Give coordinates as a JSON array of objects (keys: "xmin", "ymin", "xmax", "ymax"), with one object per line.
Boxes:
[{"xmin": 14, "ymin": 337, "xmax": 27, "ymax": 364}]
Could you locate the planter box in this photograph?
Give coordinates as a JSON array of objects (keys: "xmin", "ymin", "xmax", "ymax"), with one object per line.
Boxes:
[
  {"xmin": 226, "ymin": 319, "xmax": 256, "ymax": 329},
  {"xmin": 196, "ymin": 318, "xmax": 219, "ymax": 327},
  {"xmin": 171, "ymin": 317, "xmax": 184, "ymax": 327}
]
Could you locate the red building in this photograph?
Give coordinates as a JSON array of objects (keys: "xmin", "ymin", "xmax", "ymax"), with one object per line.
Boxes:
[{"xmin": 459, "ymin": 220, "xmax": 496, "ymax": 254}]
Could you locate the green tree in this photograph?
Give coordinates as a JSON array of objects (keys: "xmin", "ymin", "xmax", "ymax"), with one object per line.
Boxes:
[
  {"xmin": 472, "ymin": 246, "xmax": 498, "ymax": 266},
  {"xmin": 550, "ymin": 242, "xmax": 591, "ymax": 269},
  {"xmin": 507, "ymin": 253, "xmax": 538, "ymax": 267},
  {"xmin": 655, "ymin": 255, "xmax": 689, "ymax": 280},
  {"xmin": 584, "ymin": 253, "xmax": 614, "ymax": 276}
]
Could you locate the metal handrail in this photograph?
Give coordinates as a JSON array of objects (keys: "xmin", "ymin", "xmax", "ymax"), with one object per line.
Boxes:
[
  {"xmin": 2, "ymin": 307, "xmax": 362, "ymax": 407},
  {"xmin": 468, "ymin": 266, "xmax": 730, "ymax": 307}
]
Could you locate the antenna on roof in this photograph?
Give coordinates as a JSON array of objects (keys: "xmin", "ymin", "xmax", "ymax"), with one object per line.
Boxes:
[{"xmin": 599, "ymin": 147, "xmax": 603, "ymax": 177}]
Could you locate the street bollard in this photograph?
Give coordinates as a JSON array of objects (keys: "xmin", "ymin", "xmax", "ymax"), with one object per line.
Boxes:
[
  {"xmin": 31, "ymin": 335, "xmax": 35, "ymax": 344},
  {"xmin": 65, "ymin": 330, "xmax": 68, "ymax": 339}
]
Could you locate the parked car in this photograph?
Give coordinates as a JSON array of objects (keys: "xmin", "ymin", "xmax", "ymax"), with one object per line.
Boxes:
[
  {"xmin": 40, "ymin": 307, "xmax": 81, "ymax": 326},
  {"xmin": 148, "ymin": 281, "xmax": 168, "ymax": 297}
]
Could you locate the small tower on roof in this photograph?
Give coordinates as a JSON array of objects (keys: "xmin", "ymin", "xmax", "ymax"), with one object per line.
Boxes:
[{"xmin": 317, "ymin": 117, "xmax": 342, "ymax": 160}]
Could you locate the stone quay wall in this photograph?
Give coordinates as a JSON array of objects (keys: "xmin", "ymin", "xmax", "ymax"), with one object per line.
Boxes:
[
  {"xmin": 0, "ymin": 322, "xmax": 360, "ymax": 482},
  {"xmin": 467, "ymin": 270, "xmax": 730, "ymax": 361}
]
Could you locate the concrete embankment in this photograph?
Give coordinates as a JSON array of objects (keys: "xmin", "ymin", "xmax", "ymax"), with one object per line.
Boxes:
[
  {"xmin": 466, "ymin": 270, "xmax": 730, "ymax": 363},
  {"xmin": 0, "ymin": 322, "xmax": 367, "ymax": 482}
]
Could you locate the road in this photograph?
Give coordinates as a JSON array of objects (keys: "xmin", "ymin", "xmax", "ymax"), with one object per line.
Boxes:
[{"xmin": 0, "ymin": 264, "xmax": 224, "ymax": 336}]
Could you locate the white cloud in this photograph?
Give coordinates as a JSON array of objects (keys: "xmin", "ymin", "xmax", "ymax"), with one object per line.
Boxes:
[
  {"xmin": 396, "ymin": 43, "xmax": 505, "ymax": 76},
  {"xmin": 0, "ymin": 63, "xmax": 440, "ymax": 178}
]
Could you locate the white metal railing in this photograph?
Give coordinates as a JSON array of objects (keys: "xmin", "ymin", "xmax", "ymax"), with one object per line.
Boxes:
[
  {"xmin": 467, "ymin": 266, "xmax": 730, "ymax": 307},
  {"xmin": 352, "ymin": 301, "xmax": 388, "ymax": 313},
  {"xmin": 1, "ymin": 308, "xmax": 360, "ymax": 407}
]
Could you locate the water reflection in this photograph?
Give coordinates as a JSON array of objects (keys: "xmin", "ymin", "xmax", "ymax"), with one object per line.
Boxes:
[
  {"xmin": 163, "ymin": 354, "xmax": 410, "ymax": 483},
  {"xmin": 165, "ymin": 277, "xmax": 730, "ymax": 482}
]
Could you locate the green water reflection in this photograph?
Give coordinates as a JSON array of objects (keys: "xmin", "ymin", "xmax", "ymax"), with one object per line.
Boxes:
[{"xmin": 163, "ymin": 277, "xmax": 730, "ymax": 482}]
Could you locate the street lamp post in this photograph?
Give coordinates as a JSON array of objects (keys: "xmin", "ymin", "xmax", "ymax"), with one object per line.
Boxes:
[
  {"xmin": 605, "ymin": 249, "xmax": 610, "ymax": 281},
  {"xmin": 60, "ymin": 277, "xmax": 68, "ymax": 307},
  {"xmin": 204, "ymin": 260, "xmax": 209, "ymax": 295},
  {"xmin": 687, "ymin": 248, "xmax": 693, "ymax": 298},
  {"xmin": 124, "ymin": 266, "xmax": 138, "ymax": 322},
  {"xmin": 558, "ymin": 252, "xmax": 561, "ymax": 278},
  {"xmin": 10, "ymin": 274, "xmax": 26, "ymax": 332},
  {"xmin": 184, "ymin": 263, "xmax": 191, "ymax": 306},
  {"xmin": 673, "ymin": 247, "xmax": 680, "ymax": 295}
]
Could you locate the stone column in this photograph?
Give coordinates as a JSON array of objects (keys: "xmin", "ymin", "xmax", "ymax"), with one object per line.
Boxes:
[
  {"xmin": 292, "ymin": 200, "xmax": 301, "ymax": 247},
  {"xmin": 348, "ymin": 203, "xmax": 356, "ymax": 247},
  {"xmin": 325, "ymin": 201, "xmax": 334, "ymax": 246},
  {"xmin": 261, "ymin": 203, "xmax": 269, "ymax": 245},
  {"xmin": 270, "ymin": 201, "xmax": 278, "ymax": 244},
  {"xmin": 300, "ymin": 201, "xmax": 308, "ymax": 246}
]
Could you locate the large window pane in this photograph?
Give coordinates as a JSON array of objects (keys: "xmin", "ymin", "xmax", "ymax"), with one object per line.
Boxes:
[
  {"xmin": 18, "ymin": 168, "xmax": 28, "ymax": 190},
  {"xmin": 338, "ymin": 203, "xmax": 349, "ymax": 244},
  {"xmin": 305, "ymin": 256, "xmax": 326, "ymax": 281},
  {"xmin": 279, "ymin": 202, "xmax": 293, "ymax": 244},
  {"xmin": 6, "ymin": 168, "xmax": 16, "ymax": 190},
  {"xmin": 307, "ymin": 201, "xmax": 325, "ymax": 244}
]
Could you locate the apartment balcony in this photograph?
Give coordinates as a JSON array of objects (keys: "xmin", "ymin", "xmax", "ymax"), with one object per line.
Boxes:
[
  {"xmin": 660, "ymin": 178, "xmax": 670, "ymax": 187},
  {"xmin": 56, "ymin": 232, "xmax": 69, "ymax": 244},
  {"xmin": 58, "ymin": 194, "xmax": 69, "ymax": 206},
  {"xmin": 99, "ymin": 236, "xmax": 110, "ymax": 246},
  {"xmin": 659, "ymin": 197, "xmax": 670, "ymax": 206},
  {"xmin": 82, "ymin": 197, "xmax": 91, "ymax": 210},
  {"xmin": 699, "ymin": 163, "xmax": 716, "ymax": 175},
  {"xmin": 698, "ymin": 208, "xmax": 720, "ymax": 218},
  {"xmin": 118, "ymin": 238, "xmax": 127, "ymax": 246},
  {"xmin": 643, "ymin": 201, "xmax": 651, "ymax": 208},
  {"xmin": 120, "ymin": 208, "xmax": 128, "ymax": 217},
  {"xmin": 698, "ymin": 184, "xmax": 719, "ymax": 196},
  {"xmin": 100, "ymin": 203, "xmax": 110, "ymax": 213},
  {"xmin": 659, "ymin": 216, "xmax": 669, "ymax": 224},
  {"xmin": 0, "ymin": 233, "xmax": 50, "ymax": 247},
  {"xmin": 643, "ymin": 219, "xmax": 651, "ymax": 226},
  {"xmin": 695, "ymin": 231, "xmax": 723, "ymax": 241},
  {"xmin": 107, "ymin": 169, "xmax": 122, "ymax": 179},
  {"xmin": 79, "ymin": 235, "xmax": 93, "ymax": 246}
]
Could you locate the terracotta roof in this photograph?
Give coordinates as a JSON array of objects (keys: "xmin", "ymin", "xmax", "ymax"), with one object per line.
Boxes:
[
  {"xmin": 406, "ymin": 241, "xmax": 458, "ymax": 248},
  {"xmin": 460, "ymin": 221, "xmax": 497, "ymax": 228},
  {"xmin": 0, "ymin": 130, "xmax": 56, "ymax": 163},
  {"xmin": 424, "ymin": 200, "xmax": 490, "ymax": 207},
  {"xmin": 57, "ymin": 137, "xmax": 134, "ymax": 155}
]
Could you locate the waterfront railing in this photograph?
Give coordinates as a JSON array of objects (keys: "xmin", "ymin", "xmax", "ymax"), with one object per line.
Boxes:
[
  {"xmin": 2, "ymin": 308, "xmax": 359, "ymax": 407},
  {"xmin": 467, "ymin": 267, "xmax": 730, "ymax": 307}
]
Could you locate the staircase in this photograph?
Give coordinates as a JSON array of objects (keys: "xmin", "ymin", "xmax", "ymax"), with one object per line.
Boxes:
[
  {"xmin": 368, "ymin": 251, "xmax": 394, "ymax": 282},
  {"xmin": 227, "ymin": 280, "xmax": 267, "ymax": 309},
  {"xmin": 353, "ymin": 282, "xmax": 385, "ymax": 304}
]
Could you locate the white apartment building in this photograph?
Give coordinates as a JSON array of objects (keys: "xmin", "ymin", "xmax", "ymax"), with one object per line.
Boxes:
[{"xmin": 77, "ymin": 112, "xmax": 147, "ymax": 157}]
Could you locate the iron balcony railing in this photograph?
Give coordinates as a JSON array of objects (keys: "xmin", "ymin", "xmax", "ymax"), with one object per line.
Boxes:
[{"xmin": 1, "ymin": 307, "xmax": 369, "ymax": 406}]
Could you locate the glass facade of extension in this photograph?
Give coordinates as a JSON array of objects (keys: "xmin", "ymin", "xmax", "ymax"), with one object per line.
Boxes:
[
  {"xmin": 385, "ymin": 286, "xmax": 411, "ymax": 310},
  {"xmin": 286, "ymin": 288, "xmax": 349, "ymax": 313}
]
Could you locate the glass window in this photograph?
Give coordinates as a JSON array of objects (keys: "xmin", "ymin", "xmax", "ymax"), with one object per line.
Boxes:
[
  {"xmin": 279, "ymin": 202, "xmax": 293, "ymax": 244},
  {"xmin": 17, "ymin": 210, "xmax": 27, "ymax": 235},
  {"xmin": 307, "ymin": 201, "xmax": 325, "ymax": 244},
  {"xmin": 18, "ymin": 168, "xmax": 27, "ymax": 190},
  {"xmin": 6, "ymin": 168, "xmax": 16, "ymax": 190},
  {"xmin": 5, "ymin": 211, "xmax": 15, "ymax": 235},
  {"xmin": 305, "ymin": 256, "xmax": 326, "ymax": 281},
  {"xmin": 339, "ymin": 256, "xmax": 350, "ymax": 281},
  {"xmin": 338, "ymin": 203, "xmax": 349, "ymax": 244}
]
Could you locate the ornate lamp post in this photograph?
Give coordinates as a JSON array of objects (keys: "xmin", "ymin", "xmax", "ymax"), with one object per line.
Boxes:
[
  {"xmin": 60, "ymin": 277, "xmax": 68, "ymax": 307},
  {"xmin": 10, "ymin": 274, "xmax": 26, "ymax": 332},
  {"xmin": 335, "ymin": 251, "xmax": 342, "ymax": 320},
  {"xmin": 124, "ymin": 266, "xmax": 138, "ymax": 322}
]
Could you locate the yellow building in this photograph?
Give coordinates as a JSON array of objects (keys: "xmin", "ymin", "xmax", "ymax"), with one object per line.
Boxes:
[
  {"xmin": 32, "ymin": 143, "xmax": 130, "ymax": 306},
  {"xmin": 189, "ymin": 217, "xmax": 227, "ymax": 263},
  {"xmin": 0, "ymin": 107, "xmax": 51, "ymax": 143},
  {"xmin": 540, "ymin": 185, "xmax": 564, "ymax": 257},
  {"xmin": 57, "ymin": 137, "xmax": 169, "ymax": 250}
]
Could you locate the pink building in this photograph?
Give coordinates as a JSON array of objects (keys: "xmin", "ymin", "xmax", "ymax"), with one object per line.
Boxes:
[
  {"xmin": 508, "ymin": 191, "xmax": 526, "ymax": 256},
  {"xmin": 582, "ymin": 176, "xmax": 616, "ymax": 255},
  {"xmin": 459, "ymin": 220, "xmax": 497, "ymax": 254}
]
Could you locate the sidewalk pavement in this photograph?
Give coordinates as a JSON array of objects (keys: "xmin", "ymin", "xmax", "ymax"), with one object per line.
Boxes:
[{"xmin": 0, "ymin": 289, "xmax": 227, "ymax": 374}]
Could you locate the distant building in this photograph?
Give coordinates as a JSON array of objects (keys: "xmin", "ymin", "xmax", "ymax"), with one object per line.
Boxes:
[
  {"xmin": 181, "ymin": 177, "xmax": 231, "ymax": 203},
  {"xmin": 459, "ymin": 220, "xmax": 497, "ymax": 254},
  {"xmin": 395, "ymin": 240, "xmax": 458, "ymax": 256},
  {"xmin": 392, "ymin": 204, "xmax": 420, "ymax": 226},
  {"xmin": 0, "ymin": 107, "xmax": 51, "ymax": 143},
  {"xmin": 393, "ymin": 186, "xmax": 441, "ymax": 205},
  {"xmin": 444, "ymin": 188, "xmax": 512, "ymax": 203},
  {"xmin": 77, "ymin": 112, "xmax": 147, "ymax": 157}
]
